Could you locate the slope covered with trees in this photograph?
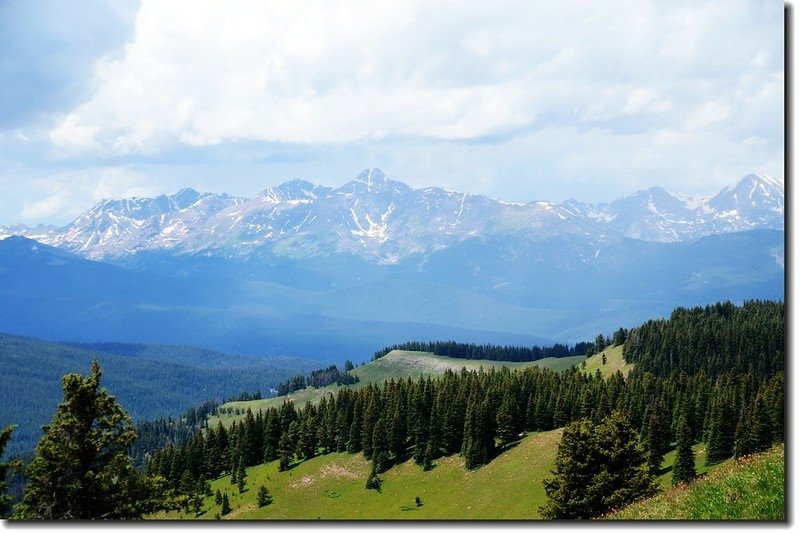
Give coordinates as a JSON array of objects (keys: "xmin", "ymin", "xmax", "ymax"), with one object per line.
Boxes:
[
  {"xmin": 373, "ymin": 340, "xmax": 593, "ymax": 362},
  {"xmin": 0, "ymin": 333, "xmax": 315, "ymax": 456},
  {"xmin": 143, "ymin": 300, "xmax": 783, "ymax": 520}
]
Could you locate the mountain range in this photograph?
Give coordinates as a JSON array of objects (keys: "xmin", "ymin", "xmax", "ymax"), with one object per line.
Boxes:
[
  {"xmin": 0, "ymin": 169, "xmax": 785, "ymax": 361},
  {"xmin": 0, "ymin": 169, "xmax": 784, "ymax": 263}
]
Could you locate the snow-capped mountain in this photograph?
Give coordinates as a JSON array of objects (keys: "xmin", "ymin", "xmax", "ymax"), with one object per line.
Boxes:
[
  {"xmin": 563, "ymin": 173, "xmax": 783, "ymax": 242},
  {"xmin": 0, "ymin": 169, "xmax": 784, "ymax": 263}
]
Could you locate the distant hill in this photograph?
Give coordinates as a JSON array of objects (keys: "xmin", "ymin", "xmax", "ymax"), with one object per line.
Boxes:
[
  {"xmin": 210, "ymin": 350, "xmax": 586, "ymax": 429},
  {"xmin": 0, "ymin": 333, "xmax": 316, "ymax": 457}
]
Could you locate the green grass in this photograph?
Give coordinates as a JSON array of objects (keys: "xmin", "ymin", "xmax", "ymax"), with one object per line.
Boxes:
[
  {"xmin": 656, "ymin": 442, "xmax": 710, "ymax": 489},
  {"xmin": 581, "ymin": 344, "xmax": 633, "ymax": 378},
  {"xmin": 209, "ymin": 351, "xmax": 586, "ymax": 428},
  {"xmin": 152, "ymin": 428, "xmax": 781, "ymax": 520},
  {"xmin": 608, "ymin": 444, "xmax": 785, "ymax": 520},
  {"xmin": 153, "ymin": 428, "xmax": 565, "ymax": 520}
]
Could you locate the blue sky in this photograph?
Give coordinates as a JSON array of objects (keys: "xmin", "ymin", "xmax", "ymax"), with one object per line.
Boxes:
[{"xmin": 0, "ymin": 0, "xmax": 784, "ymax": 226}]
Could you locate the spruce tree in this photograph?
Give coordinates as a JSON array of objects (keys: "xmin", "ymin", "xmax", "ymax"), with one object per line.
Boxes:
[
  {"xmin": 671, "ymin": 414, "xmax": 696, "ymax": 486},
  {"xmin": 257, "ymin": 485, "xmax": 273, "ymax": 507},
  {"xmin": 278, "ymin": 431, "xmax": 292, "ymax": 472},
  {"xmin": 365, "ymin": 461, "xmax": 381, "ymax": 491},
  {"xmin": 541, "ymin": 412, "xmax": 657, "ymax": 519},
  {"xmin": 643, "ymin": 410, "xmax": 667, "ymax": 475},
  {"xmin": 221, "ymin": 493, "xmax": 231, "ymax": 516},
  {"xmin": 236, "ymin": 458, "xmax": 246, "ymax": 494},
  {"xmin": 15, "ymin": 362, "xmax": 164, "ymax": 519}
]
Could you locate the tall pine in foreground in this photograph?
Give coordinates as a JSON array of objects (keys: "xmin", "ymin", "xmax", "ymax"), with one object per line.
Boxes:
[
  {"xmin": 15, "ymin": 362, "xmax": 165, "ymax": 519},
  {"xmin": 671, "ymin": 413, "xmax": 696, "ymax": 486},
  {"xmin": 541, "ymin": 412, "xmax": 657, "ymax": 519}
]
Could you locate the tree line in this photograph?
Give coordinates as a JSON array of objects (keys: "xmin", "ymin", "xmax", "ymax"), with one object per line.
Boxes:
[
  {"xmin": 623, "ymin": 300, "xmax": 783, "ymax": 378},
  {"xmin": 276, "ymin": 363, "xmax": 358, "ymax": 396},
  {"xmin": 372, "ymin": 339, "xmax": 596, "ymax": 362}
]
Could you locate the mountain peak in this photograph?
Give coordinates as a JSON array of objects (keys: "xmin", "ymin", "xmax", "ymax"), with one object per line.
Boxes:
[
  {"xmin": 354, "ymin": 168, "xmax": 388, "ymax": 186},
  {"xmin": 261, "ymin": 179, "xmax": 331, "ymax": 203},
  {"xmin": 339, "ymin": 168, "xmax": 410, "ymax": 196}
]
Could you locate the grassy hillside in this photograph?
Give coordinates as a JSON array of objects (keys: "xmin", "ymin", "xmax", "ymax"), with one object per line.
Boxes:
[
  {"xmin": 581, "ymin": 344, "xmax": 633, "ymax": 378},
  {"xmin": 155, "ymin": 428, "xmax": 565, "ymax": 520},
  {"xmin": 608, "ymin": 444, "xmax": 785, "ymax": 520},
  {"xmin": 155, "ymin": 430, "xmax": 734, "ymax": 520},
  {"xmin": 209, "ymin": 350, "xmax": 586, "ymax": 428}
]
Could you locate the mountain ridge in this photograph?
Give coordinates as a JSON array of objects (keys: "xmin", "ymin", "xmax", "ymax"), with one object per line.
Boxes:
[{"xmin": 0, "ymin": 169, "xmax": 783, "ymax": 263}]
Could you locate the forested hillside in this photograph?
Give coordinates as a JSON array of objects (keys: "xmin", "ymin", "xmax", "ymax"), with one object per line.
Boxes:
[
  {"xmin": 140, "ymin": 300, "xmax": 782, "ymax": 520},
  {"xmin": 624, "ymin": 300, "xmax": 783, "ymax": 377},
  {"xmin": 0, "ymin": 334, "xmax": 316, "ymax": 456},
  {"xmin": 2, "ymin": 300, "xmax": 783, "ymax": 520},
  {"xmin": 373, "ymin": 340, "xmax": 594, "ymax": 362}
]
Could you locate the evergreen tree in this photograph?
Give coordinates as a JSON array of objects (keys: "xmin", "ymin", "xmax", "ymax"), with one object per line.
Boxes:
[
  {"xmin": 257, "ymin": 485, "xmax": 273, "ymax": 507},
  {"xmin": 643, "ymin": 407, "xmax": 668, "ymax": 475},
  {"xmin": 671, "ymin": 414, "xmax": 696, "ymax": 486},
  {"xmin": 15, "ymin": 362, "xmax": 165, "ymax": 519},
  {"xmin": 236, "ymin": 458, "xmax": 246, "ymax": 494},
  {"xmin": 278, "ymin": 431, "xmax": 292, "ymax": 472},
  {"xmin": 296, "ymin": 416, "xmax": 317, "ymax": 460},
  {"xmin": 365, "ymin": 461, "xmax": 381, "ymax": 491},
  {"xmin": 221, "ymin": 493, "xmax": 231, "ymax": 516},
  {"xmin": 214, "ymin": 489, "xmax": 222, "ymax": 506},
  {"xmin": 540, "ymin": 412, "xmax": 656, "ymax": 519},
  {"xmin": 371, "ymin": 417, "xmax": 390, "ymax": 473},
  {"xmin": 495, "ymin": 390, "xmax": 517, "ymax": 447}
]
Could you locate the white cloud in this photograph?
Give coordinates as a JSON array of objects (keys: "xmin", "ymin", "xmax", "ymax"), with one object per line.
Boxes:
[
  {"xmin": 10, "ymin": 167, "xmax": 162, "ymax": 225},
  {"xmin": 685, "ymin": 101, "xmax": 731, "ymax": 131},
  {"xmin": 20, "ymin": 195, "xmax": 69, "ymax": 221},
  {"xmin": 46, "ymin": 0, "xmax": 783, "ymax": 161}
]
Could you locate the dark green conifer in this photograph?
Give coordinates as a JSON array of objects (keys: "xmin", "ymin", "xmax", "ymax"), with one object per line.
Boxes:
[
  {"xmin": 671, "ymin": 414, "xmax": 696, "ymax": 486},
  {"xmin": 540, "ymin": 412, "xmax": 656, "ymax": 519},
  {"xmin": 15, "ymin": 362, "xmax": 164, "ymax": 520},
  {"xmin": 257, "ymin": 485, "xmax": 273, "ymax": 507},
  {"xmin": 221, "ymin": 493, "xmax": 231, "ymax": 516}
]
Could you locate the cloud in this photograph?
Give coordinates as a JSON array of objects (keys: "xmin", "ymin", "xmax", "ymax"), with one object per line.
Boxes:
[
  {"xmin": 46, "ymin": 0, "xmax": 783, "ymax": 160},
  {"xmin": 8, "ymin": 167, "xmax": 161, "ymax": 225}
]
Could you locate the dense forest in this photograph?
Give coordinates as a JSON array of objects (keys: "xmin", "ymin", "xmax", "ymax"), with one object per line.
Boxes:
[
  {"xmin": 623, "ymin": 300, "xmax": 784, "ymax": 378},
  {"xmin": 372, "ymin": 339, "xmax": 596, "ymax": 362}
]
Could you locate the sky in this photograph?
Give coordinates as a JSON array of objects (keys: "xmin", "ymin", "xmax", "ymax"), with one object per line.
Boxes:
[{"xmin": 0, "ymin": 0, "xmax": 784, "ymax": 226}]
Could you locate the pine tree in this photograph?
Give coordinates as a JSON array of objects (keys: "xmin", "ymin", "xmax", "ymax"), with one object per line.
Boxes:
[
  {"xmin": 540, "ymin": 412, "xmax": 657, "ymax": 519},
  {"xmin": 278, "ymin": 431, "xmax": 292, "ymax": 472},
  {"xmin": 643, "ymin": 409, "xmax": 667, "ymax": 475},
  {"xmin": 221, "ymin": 493, "xmax": 231, "ymax": 516},
  {"xmin": 495, "ymin": 390, "xmax": 517, "ymax": 447},
  {"xmin": 15, "ymin": 362, "xmax": 164, "ymax": 519},
  {"xmin": 365, "ymin": 461, "xmax": 381, "ymax": 491},
  {"xmin": 257, "ymin": 485, "xmax": 273, "ymax": 507},
  {"xmin": 236, "ymin": 458, "xmax": 246, "ymax": 494},
  {"xmin": 214, "ymin": 489, "xmax": 222, "ymax": 506},
  {"xmin": 671, "ymin": 414, "xmax": 696, "ymax": 486}
]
